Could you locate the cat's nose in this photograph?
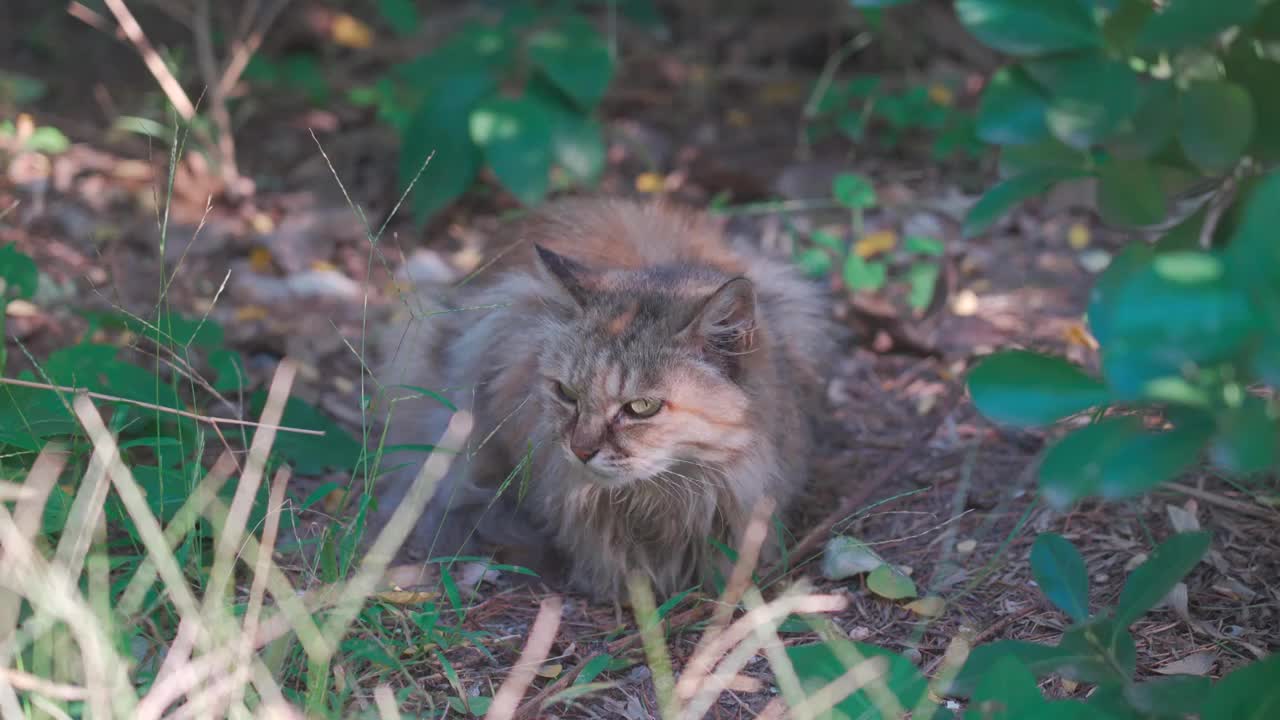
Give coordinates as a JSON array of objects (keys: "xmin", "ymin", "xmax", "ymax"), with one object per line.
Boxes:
[{"xmin": 571, "ymin": 444, "xmax": 598, "ymax": 463}]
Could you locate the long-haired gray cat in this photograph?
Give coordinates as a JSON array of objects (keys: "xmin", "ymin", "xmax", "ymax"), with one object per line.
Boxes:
[{"xmin": 377, "ymin": 198, "xmax": 833, "ymax": 600}]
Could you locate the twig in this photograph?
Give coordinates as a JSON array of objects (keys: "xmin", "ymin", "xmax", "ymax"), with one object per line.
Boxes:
[
  {"xmin": 193, "ymin": 0, "xmax": 240, "ymax": 188},
  {"xmin": 1166, "ymin": 481, "xmax": 1280, "ymax": 521},
  {"xmin": 0, "ymin": 667, "xmax": 88, "ymax": 701},
  {"xmin": 218, "ymin": 0, "xmax": 292, "ymax": 98},
  {"xmin": 100, "ymin": 0, "xmax": 198, "ymax": 120},
  {"xmin": 486, "ymin": 596, "xmax": 564, "ymax": 720},
  {"xmin": 0, "ymin": 376, "xmax": 325, "ymax": 436}
]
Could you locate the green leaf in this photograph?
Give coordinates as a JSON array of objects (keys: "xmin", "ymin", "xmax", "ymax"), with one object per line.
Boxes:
[
  {"xmin": 1038, "ymin": 416, "xmax": 1138, "ymax": 507},
  {"xmin": 1107, "ymin": 80, "xmax": 1178, "ymax": 159},
  {"xmin": 1115, "ymin": 531, "xmax": 1210, "ymax": 626},
  {"xmin": 1226, "ymin": 168, "xmax": 1280, "ymax": 293},
  {"xmin": 26, "ymin": 126, "xmax": 69, "ymax": 155},
  {"xmin": 998, "ymin": 139, "xmax": 1091, "ymax": 177},
  {"xmin": 1134, "ymin": 0, "xmax": 1262, "ymax": 53},
  {"xmin": 842, "ymin": 255, "xmax": 887, "ymax": 292},
  {"xmin": 967, "ymin": 350, "xmax": 1109, "ymax": 427},
  {"xmin": 969, "ymin": 654, "xmax": 1050, "ymax": 718},
  {"xmin": 470, "ymin": 95, "xmax": 555, "ymax": 206},
  {"xmin": 811, "ymin": 230, "xmax": 845, "ymax": 252},
  {"xmin": 1058, "ymin": 619, "xmax": 1136, "ymax": 683},
  {"xmin": 1026, "ymin": 52, "xmax": 1139, "ymax": 148},
  {"xmin": 1209, "ymin": 397, "xmax": 1278, "ymax": 474},
  {"xmin": 906, "ymin": 262, "xmax": 940, "ymax": 310},
  {"xmin": 1225, "ymin": 47, "xmax": 1280, "ymax": 163},
  {"xmin": 1125, "ymin": 675, "xmax": 1213, "ymax": 718},
  {"xmin": 249, "ymin": 394, "xmax": 362, "ymax": 475},
  {"xmin": 573, "ymin": 654, "xmax": 614, "ymax": 686},
  {"xmin": 532, "ymin": 82, "xmax": 606, "ymax": 184},
  {"xmin": 1200, "ymin": 653, "xmax": 1280, "ymax": 720},
  {"xmin": 1096, "ymin": 159, "xmax": 1166, "ymax": 227},
  {"xmin": 833, "ymin": 172, "xmax": 877, "ymax": 209},
  {"xmin": 1030, "ymin": 533, "xmax": 1090, "ymax": 622},
  {"xmin": 904, "ymin": 235, "xmax": 945, "ymax": 256},
  {"xmin": 0, "ymin": 243, "xmax": 38, "ymax": 300},
  {"xmin": 976, "ymin": 66, "xmax": 1050, "ymax": 145},
  {"xmin": 1179, "ymin": 81, "xmax": 1254, "ymax": 173},
  {"xmin": 528, "ymin": 15, "xmax": 615, "ymax": 111},
  {"xmin": 401, "ymin": 70, "xmax": 494, "ymax": 224},
  {"xmin": 378, "ymin": 0, "xmax": 420, "ymax": 35},
  {"xmin": 1098, "ymin": 252, "xmax": 1258, "ymax": 399},
  {"xmin": 955, "ymin": 0, "xmax": 1101, "ymax": 55},
  {"xmin": 949, "ymin": 640, "xmax": 1093, "ymax": 695},
  {"xmin": 868, "ymin": 564, "xmax": 918, "ymax": 599},
  {"xmin": 963, "ymin": 167, "xmax": 1089, "ymax": 237},
  {"xmin": 788, "ymin": 640, "xmax": 933, "ymax": 716},
  {"xmin": 795, "ymin": 248, "xmax": 834, "ymax": 278},
  {"xmin": 208, "ymin": 349, "xmax": 246, "ymax": 393}
]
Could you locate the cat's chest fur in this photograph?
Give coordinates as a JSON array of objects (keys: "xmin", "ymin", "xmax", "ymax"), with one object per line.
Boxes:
[{"xmin": 378, "ymin": 198, "xmax": 833, "ymax": 600}]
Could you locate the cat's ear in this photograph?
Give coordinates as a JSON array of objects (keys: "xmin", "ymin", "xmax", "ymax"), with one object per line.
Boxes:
[
  {"xmin": 534, "ymin": 244, "xmax": 594, "ymax": 307},
  {"xmin": 678, "ymin": 277, "xmax": 757, "ymax": 363}
]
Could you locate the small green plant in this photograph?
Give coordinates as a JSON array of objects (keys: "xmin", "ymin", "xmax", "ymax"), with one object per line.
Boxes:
[
  {"xmin": 808, "ymin": 74, "xmax": 984, "ymax": 162},
  {"xmin": 350, "ymin": 5, "xmax": 615, "ymax": 223},
  {"xmin": 792, "ymin": 173, "xmax": 945, "ymax": 311},
  {"xmin": 0, "ymin": 116, "xmax": 70, "ymax": 156}
]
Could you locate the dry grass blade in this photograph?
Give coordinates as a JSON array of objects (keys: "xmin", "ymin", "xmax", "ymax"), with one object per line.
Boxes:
[
  {"xmin": 321, "ymin": 410, "xmax": 474, "ymax": 646},
  {"xmin": 235, "ymin": 466, "xmax": 292, "ymax": 712},
  {"xmin": 629, "ymin": 575, "xmax": 680, "ymax": 719},
  {"xmin": 374, "ymin": 684, "xmax": 402, "ymax": 720},
  {"xmin": 0, "ymin": 445, "xmax": 65, "ymax": 633},
  {"xmin": 205, "ymin": 358, "xmax": 296, "ymax": 616},
  {"xmin": 98, "ymin": 0, "xmax": 197, "ymax": 119},
  {"xmin": 486, "ymin": 596, "xmax": 565, "ymax": 720},
  {"xmin": 0, "ymin": 667, "xmax": 88, "ymax": 701}
]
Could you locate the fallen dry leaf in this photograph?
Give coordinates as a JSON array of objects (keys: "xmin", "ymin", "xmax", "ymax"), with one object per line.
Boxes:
[
  {"xmin": 1166, "ymin": 502, "xmax": 1200, "ymax": 533},
  {"xmin": 854, "ymin": 230, "xmax": 898, "ymax": 258},
  {"xmin": 956, "ymin": 539, "xmax": 977, "ymax": 555},
  {"xmin": 635, "ymin": 172, "xmax": 664, "ymax": 193},
  {"xmin": 905, "ymin": 596, "xmax": 946, "ymax": 617},
  {"xmin": 536, "ymin": 663, "xmax": 563, "ymax": 679},
  {"xmin": 375, "ymin": 590, "xmax": 439, "ymax": 605},
  {"xmin": 1155, "ymin": 651, "xmax": 1215, "ymax": 676},
  {"xmin": 1067, "ymin": 222, "xmax": 1091, "ymax": 250},
  {"xmin": 330, "ymin": 13, "xmax": 373, "ymax": 48}
]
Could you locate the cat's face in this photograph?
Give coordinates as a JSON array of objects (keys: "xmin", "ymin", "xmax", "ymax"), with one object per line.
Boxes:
[{"xmin": 534, "ymin": 246, "xmax": 758, "ymax": 486}]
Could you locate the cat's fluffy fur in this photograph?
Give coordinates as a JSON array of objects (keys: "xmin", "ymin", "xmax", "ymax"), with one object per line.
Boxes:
[{"xmin": 377, "ymin": 198, "xmax": 833, "ymax": 600}]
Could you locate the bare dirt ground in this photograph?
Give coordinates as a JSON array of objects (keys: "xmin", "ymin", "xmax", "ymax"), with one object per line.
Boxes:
[{"xmin": 3, "ymin": 1, "xmax": 1277, "ymax": 717}]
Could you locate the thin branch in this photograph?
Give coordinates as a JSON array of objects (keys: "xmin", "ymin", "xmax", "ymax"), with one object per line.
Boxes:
[
  {"xmin": 485, "ymin": 596, "xmax": 564, "ymax": 720},
  {"xmin": 0, "ymin": 376, "xmax": 325, "ymax": 436}
]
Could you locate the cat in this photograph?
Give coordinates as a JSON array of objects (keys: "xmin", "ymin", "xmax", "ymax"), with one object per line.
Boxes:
[{"xmin": 376, "ymin": 198, "xmax": 834, "ymax": 600}]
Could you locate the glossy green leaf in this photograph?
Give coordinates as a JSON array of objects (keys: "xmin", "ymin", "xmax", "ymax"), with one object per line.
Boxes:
[
  {"xmin": 1209, "ymin": 397, "xmax": 1278, "ymax": 474},
  {"xmin": 976, "ymin": 66, "xmax": 1050, "ymax": 145},
  {"xmin": 1096, "ymin": 159, "xmax": 1166, "ymax": 227},
  {"xmin": 401, "ymin": 70, "xmax": 494, "ymax": 224},
  {"xmin": 1107, "ymin": 80, "xmax": 1178, "ymax": 159},
  {"xmin": 964, "ymin": 167, "xmax": 1089, "ymax": 237},
  {"xmin": 1134, "ymin": 0, "xmax": 1261, "ymax": 53},
  {"xmin": 1179, "ymin": 81, "xmax": 1254, "ymax": 173},
  {"xmin": 1026, "ymin": 52, "xmax": 1139, "ymax": 148},
  {"xmin": 1097, "ymin": 252, "xmax": 1258, "ymax": 399},
  {"xmin": 868, "ymin": 564, "xmax": 917, "ymax": 599},
  {"xmin": 833, "ymin": 172, "xmax": 877, "ymax": 209},
  {"xmin": 470, "ymin": 95, "xmax": 555, "ymax": 206},
  {"xmin": 967, "ymin": 350, "xmax": 1109, "ymax": 427},
  {"xmin": 997, "ymin": 139, "xmax": 1091, "ymax": 177},
  {"xmin": 1038, "ymin": 416, "xmax": 1137, "ymax": 507},
  {"xmin": 843, "ymin": 254, "xmax": 887, "ymax": 291},
  {"xmin": 528, "ymin": 15, "xmax": 614, "ymax": 111},
  {"xmin": 534, "ymin": 84, "xmax": 606, "ymax": 184},
  {"xmin": 955, "ymin": 0, "xmax": 1101, "ymax": 55},
  {"xmin": 1116, "ymin": 531, "xmax": 1210, "ymax": 626},
  {"xmin": 1031, "ymin": 534, "xmax": 1090, "ymax": 622},
  {"xmin": 1200, "ymin": 652, "xmax": 1280, "ymax": 720}
]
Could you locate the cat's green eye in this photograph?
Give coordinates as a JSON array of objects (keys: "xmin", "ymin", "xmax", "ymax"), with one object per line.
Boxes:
[
  {"xmin": 554, "ymin": 381, "xmax": 579, "ymax": 403},
  {"xmin": 624, "ymin": 398, "xmax": 663, "ymax": 418}
]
